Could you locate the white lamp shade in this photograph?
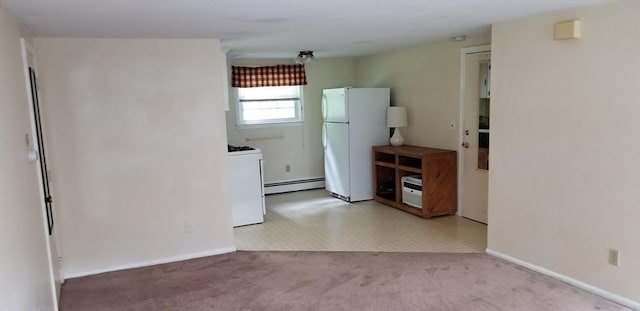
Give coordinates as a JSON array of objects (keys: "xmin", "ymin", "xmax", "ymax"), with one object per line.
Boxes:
[{"xmin": 387, "ymin": 106, "xmax": 408, "ymax": 128}]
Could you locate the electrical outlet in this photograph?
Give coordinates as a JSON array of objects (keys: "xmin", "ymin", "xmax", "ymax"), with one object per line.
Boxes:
[
  {"xmin": 285, "ymin": 164, "xmax": 291, "ymax": 173},
  {"xmin": 608, "ymin": 248, "xmax": 619, "ymax": 266}
]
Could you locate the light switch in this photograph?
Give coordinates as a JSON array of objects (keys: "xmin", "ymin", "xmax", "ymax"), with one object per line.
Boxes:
[{"xmin": 27, "ymin": 149, "xmax": 39, "ymax": 162}]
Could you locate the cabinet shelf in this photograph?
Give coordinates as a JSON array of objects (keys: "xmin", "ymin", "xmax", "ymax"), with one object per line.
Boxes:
[
  {"xmin": 374, "ymin": 196, "xmax": 396, "ymax": 207},
  {"xmin": 396, "ymin": 165, "xmax": 422, "ymax": 174},
  {"xmin": 374, "ymin": 152, "xmax": 395, "ymax": 164},
  {"xmin": 374, "ymin": 161, "xmax": 396, "ymax": 169},
  {"xmin": 372, "ymin": 145, "xmax": 457, "ymax": 219},
  {"xmin": 396, "ymin": 203, "xmax": 424, "ymax": 217}
]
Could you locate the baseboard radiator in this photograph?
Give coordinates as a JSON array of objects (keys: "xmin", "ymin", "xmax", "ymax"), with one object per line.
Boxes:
[{"xmin": 264, "ymin": 178, "xmax": 325, "ymax": 195}]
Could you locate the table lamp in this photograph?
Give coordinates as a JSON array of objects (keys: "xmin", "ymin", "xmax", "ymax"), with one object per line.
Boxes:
[{"xmin": 387, "ymin": 106, "xmax": 408, "ymax": 146}]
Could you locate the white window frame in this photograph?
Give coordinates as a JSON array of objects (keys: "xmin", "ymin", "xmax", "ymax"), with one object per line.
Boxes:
[{"xmin": 235, "ymin": 86, "xmax": 304, "ymax": 129}]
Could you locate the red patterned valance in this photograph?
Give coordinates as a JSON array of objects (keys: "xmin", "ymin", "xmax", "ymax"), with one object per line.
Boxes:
[{"xmin": 232, "ymin": 64, "xmax": 307, "ymax": 88}]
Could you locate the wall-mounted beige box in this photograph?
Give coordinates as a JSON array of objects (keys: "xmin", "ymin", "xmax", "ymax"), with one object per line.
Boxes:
[{"xmin": 554, "ymin": 20, "xmax": 582, "ymax": 40}]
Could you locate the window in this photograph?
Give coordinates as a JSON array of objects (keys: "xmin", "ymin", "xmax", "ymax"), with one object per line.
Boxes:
[{"xmin": 236, "ymin": 85, "xmax": 303, "ymax": 127}]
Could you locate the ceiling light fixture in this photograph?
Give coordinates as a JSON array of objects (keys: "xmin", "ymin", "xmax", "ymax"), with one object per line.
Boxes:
[{"xmin": 294, "ymin": 51, "xmax": 314, "ymax": 64}]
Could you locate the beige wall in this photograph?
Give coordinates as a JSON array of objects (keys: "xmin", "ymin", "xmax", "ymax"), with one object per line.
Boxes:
[
  {"xmin": 226, "ymin": 58, "xmax": 356, "ymax": 183},
  {"xmin": 0, "ymin": 7, "xmax": 56, "ymax": 311},
  {"xmin": 489, "ymin": 2, "xmax": 640, "ymax": 304},
  {"xmin": 355, "ymin": 37, "xmax": 490, "ymax": 150},
  {"xmin": 34, "ymin": 38, "xmax": 235, "ymax": 278}
]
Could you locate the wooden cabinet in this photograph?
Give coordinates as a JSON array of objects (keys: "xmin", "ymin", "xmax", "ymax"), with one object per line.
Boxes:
[{"xmin": 372, "ymin": 145, "xmax": 457, "ymax": 218}]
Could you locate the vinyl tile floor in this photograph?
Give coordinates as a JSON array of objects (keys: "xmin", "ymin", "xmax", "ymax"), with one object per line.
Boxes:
[{"xmin": 234, "ymin": 189, "xmax": 487, "ymax": 252}]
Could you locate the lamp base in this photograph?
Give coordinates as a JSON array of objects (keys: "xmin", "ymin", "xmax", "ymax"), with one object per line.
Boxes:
[{"xmin": 390, "ymin": 128, "xmax": 405, "ymax": 146}]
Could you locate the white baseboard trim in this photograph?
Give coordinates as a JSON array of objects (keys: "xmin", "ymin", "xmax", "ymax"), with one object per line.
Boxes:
[
  {"xmin": 264, "ymin": 178, "xmax": 324, "ymax": 194},
  {"xmin": 64, "ymin": 246, "xmax": 236, "ymax": 280},
  {"xmin": 486, "ymin": 249, "xmax": 640, "ymax": 310}
]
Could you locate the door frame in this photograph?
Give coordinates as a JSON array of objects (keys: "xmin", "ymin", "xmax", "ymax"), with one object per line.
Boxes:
[
  {"xmin": 20, "ymin": 38, "xmax": 63, "ymax": 305},
  {"xmin": 457, "ymin": 44, "xmax": 491, "ymax": 217}
]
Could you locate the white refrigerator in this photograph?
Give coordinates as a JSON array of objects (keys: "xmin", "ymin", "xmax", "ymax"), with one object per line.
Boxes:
[{"xmin": 322, "ymin": 87, "xmax": 390, "ymax": 202}]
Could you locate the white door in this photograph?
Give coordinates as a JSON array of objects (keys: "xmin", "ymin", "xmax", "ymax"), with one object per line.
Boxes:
[
  {"xmin": 322, "ymin": 88, "xmax": 348, "ymax": 123},
  {"xmin": 323, "ymin": 122, "xmax": 350, "ymax": 198},
  {"xmin": 21, "ymin": 39, "xmax": 63, "ymax": 303},
  {"xmin": 460, "ymin": 46, "xmax": 491, "ymax": 224},
  {"xmin": 346, "ymin": 88, "xmax": 390, "ymax": 201}
]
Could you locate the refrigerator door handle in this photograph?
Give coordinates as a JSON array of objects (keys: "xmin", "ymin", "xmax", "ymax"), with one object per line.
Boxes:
[
  {"xmin": 322, "ymin": 123, "xmax": 327, "ymax": 149},
  {"xmin": 321, "ymin": 94, "xmax": 328, "ymax": 121}
]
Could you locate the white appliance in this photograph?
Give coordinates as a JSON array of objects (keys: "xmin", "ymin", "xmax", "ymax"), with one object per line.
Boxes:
[
  {"xmin": 228, "ymin": 146, "xmax": 265, "ymax": 227},
  {"xmin": 401, "ymin": 175, "xmax": 422, "ymax": 209},
  {"xmin": 322, "ymin": 87, "xmax": 390, "ymax": 202}
]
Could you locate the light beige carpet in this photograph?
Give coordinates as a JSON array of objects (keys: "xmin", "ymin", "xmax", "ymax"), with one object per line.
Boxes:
[{"xmin": 60, "ymin": 251, "xmax": 630, "ymax": 310}]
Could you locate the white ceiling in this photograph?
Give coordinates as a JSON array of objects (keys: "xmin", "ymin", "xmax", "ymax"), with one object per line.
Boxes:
[{"xmin": 4, "ymin": 0, "xmax": 614, "ymax": 58}]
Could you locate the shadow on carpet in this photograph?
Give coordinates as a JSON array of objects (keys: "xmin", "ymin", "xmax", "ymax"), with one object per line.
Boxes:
[{"xmin": 60, "ymin": 251, "xmax": 630, "ymax": 311}]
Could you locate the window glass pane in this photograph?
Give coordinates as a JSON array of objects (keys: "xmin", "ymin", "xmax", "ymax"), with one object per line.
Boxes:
[
  {"xmin": 275, "ymin": 101, "xmax": 294, "ymax": 109},
  {"xmin": 236, "ymin": 86, "xmax": 303, "ymax": 126},
  {"xmin": 244, "ymin": 109, "xmax": 295, "ymax": 121},
  {"xmin": 242, "ymin": 101, "xmax": 263, "ymax": 110},
  {"xmin": 238, "ymin": 86, "xmax": 299, "ymax": 100},
  {"xmin": 241, "ymin": 100, "xmax": 298, "ymax": 121}
]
